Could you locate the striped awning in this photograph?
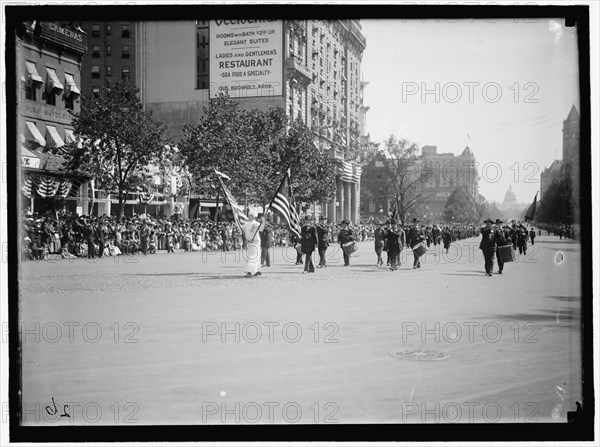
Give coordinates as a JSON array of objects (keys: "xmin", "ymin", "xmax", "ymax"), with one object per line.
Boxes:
[
  {"xmin": 64, "ymin": 72, "xmax": 80, "ymax": 97},
  {"xmin": 45, "ymin": 125, "xmax": 65, "ymax": 148},
  {"xmin": 25, "ymin": 121, "xmax": 46, "ymax": 146},
  {"xmin": 64, "ymin": 128, "xmax": 77, "ymax": 144},
  {"xmin": 45, "ymin": 67, "xmax": 64, "ymax": 93},
  {"xmin": 25, "ymin": 61, "xmax": 43, "ymax": 84}
]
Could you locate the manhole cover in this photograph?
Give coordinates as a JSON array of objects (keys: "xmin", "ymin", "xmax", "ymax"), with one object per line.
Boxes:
[{"xmin": 389, "ymin": 349, "xmax": 451, "ymax": 361}]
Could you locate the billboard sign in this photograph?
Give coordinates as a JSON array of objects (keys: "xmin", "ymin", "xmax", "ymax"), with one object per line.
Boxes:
[{"xmin": 210, "ymin": 19, "xmax": 283, "ymax": 99}]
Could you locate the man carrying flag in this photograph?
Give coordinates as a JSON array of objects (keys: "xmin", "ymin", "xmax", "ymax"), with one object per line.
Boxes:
[{"xmin": 215, "ymin": 169, "xmax": 263, "ymax": 277}]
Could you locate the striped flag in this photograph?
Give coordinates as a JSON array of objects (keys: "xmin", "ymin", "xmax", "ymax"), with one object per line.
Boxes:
[
  {"xmin": 22, "ymin": 176, "xmax": 33, "ymax": 198},
  {"xmin": 36, "ymin": 176, "xmax": 58, "ymax": 198},
  {"xmin": 214, "ymin": 169, "xmax": 248, "ymax": 230},
  {"xmin": 352, "ymin": 165, "xmax": 362, "ymax": 183},
  {"xmin": 339, "ymin": 160, "xmax": 353, "ymax": 182},
  {"xmin": 139, "ymin": 191, "xmax": 155, "ymax": 203},
  {"xmin": 268, "ymin": 168, "xmax": 301, "ymax": 239}
]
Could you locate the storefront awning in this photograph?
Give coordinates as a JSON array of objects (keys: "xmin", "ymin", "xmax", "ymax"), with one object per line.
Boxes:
[
  {"xmin": 25, "ymin": 61, "xmax": 43, "ymax": 84},
  {"xmin": 25, "ymin": 121, "xmax": 46, "ymax": 146},
  {"xmin": 64, "ymin": 128, "xmax": 77, "ymax": 144},
  {"xmin": 45, "ymin": 125, "xmax": 65, "ymax": 148},
  {"xmin": 45, "ymin": 67, "xmax": 64, "ymax": 93},
  {"xmin": 21, "ymin": 146, "xmax": 40, "ymax": 169},
  {"xmin": 64, "ymin": 72, "xmax": 80, "ymax": 96}
]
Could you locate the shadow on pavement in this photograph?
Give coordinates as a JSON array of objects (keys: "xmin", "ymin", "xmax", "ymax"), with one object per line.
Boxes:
[
  {"xmin": 476, "ymin": 308, "xmax": 580, "ymax": 325},
  {"xmin": 547, "ymin": 295, "xmax": 581, "ymax": 302}
]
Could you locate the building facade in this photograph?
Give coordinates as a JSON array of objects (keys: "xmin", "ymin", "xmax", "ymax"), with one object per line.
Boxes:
[
  {"xmin": 136, "ymin": 19, "xmax": 366, "ymax": 223},
  {"xmin": 17, "ymin": 20, "xmax": 89, "ymax": 215},
  {"xmin": 359, "ymin": 145, "xmax": 479, "ymax": 222},
  {"xmin": 540, "ymin": 105, "xmax": 579, "ymax": 201},
  {"xmin": 79, "ymin": 21, "xmax": 136, "ymax": 99}
]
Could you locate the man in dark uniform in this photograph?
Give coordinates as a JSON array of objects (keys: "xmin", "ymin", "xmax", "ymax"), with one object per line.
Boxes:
[
  {"xmin": 260, "ymin": 216, "xmax": 274, "ymax": 267},
  {"xmin": 300, "ymin": 215, "xmax": 317, "ymax": 273},
  {"xmin": 441, "ymin": 226, "xmax": 452, "ymax": 254},
  {"xmin": 529, "ymin": 227, "xmax": 536, "ymax": 245},
  {"xmin": 517, "ymin": 224, "xmax": 528, "ymax": 255},
  {"xmin": 510, "ymin": 221, "xmax": 518, "ymax": 249},
  {"xmin": 337, "ymin": 219, "xmax": 354, "ymax": 266},
  {"xmin": 494, "ymin": 219, "xmax": 509, "ymax": 274},
  {"xmin": 373, "ymin": 220, "xmax": 386, "ymax": 267},
  {"xmin": 386, "ymin": 219, "xmax": 404, "ymax": 271},
  {"xmin": 316, "ymin": 216, "xmax": 330, "ymax": 268},
  {"xmin": 290, "ymin": 230, "xmax": 303, "ymax": 265},
  {"xmin": 479, "ymin": 218, "xmax": 496, "ymax": 276},
  {"xmin": 94, "ymin": 219, "xmax": 105, "ymax": 258},
  {"xmin": 407, "ymin": 218, "xmax": 425, "ymax": 269}
]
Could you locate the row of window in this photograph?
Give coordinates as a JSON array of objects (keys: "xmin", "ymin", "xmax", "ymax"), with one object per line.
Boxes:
[
  {"xmin": 91, "ymin": 45, "xmax": 130, "ymax": 58},
  {"xmin": 91, "ymin": 65, "xmax": 130, "ymax": 80},
  {"xmin": 24, "ymin": 61, "xmax": 80, "ymax": 110},
  {"xmin": 91, "ymin": 23, "xmax": 130, "ymax": 38}
]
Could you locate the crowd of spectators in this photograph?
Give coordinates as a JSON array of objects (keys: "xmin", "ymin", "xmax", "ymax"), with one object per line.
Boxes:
[{"xmin": 21, "ymin": 209, "xmax": 494, "ymax": 262}]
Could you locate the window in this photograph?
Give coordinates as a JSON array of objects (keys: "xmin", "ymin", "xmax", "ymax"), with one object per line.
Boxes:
[
  {"xmin": 106, "ymin": 24, "xmax": 111, "ymax": 36},
  {"xmin": 106, "ymin": 65, "xmax": 112, "ymax": 77},
  {"xmin": 65, "ymin": 93, "xmax": 74, "ymax": 110},
  {"xmin": 121, "ymin": 66, "xmax": 130, "ymax": 80},
  {"xmin": 92, "ymin": 24, "xmax": 100, "ymax": 37},
  {"xmin": 92, "ymin": 45, "xmax": 100, "ymax": 58},
  {"xmin": 45, "ymin": 90, "xmax": 56, "ymax": 106},
  {"xmin": 92, "ymin": 86, "xmax": 100, "ymax": 98},
  {"xmin": 106, "ymin": 45, "xmax": 111, "ymax": 56},
  {"xmin": 121, "ymin": 24, "xmax": 130, "ymax": 38},
  {"xmin": 91, "ymin": 65, "xmax": 100, "ymax": 79},
  {"xmin": 25, "ymin": 82, "xmax": 37, "ymax": 101},
  {"xmin": 122, "ymin": 45, "xmax": 130, "ymax": 59},
  {"xmin": 196, "ymin": 21, "xmax": 209, "ymax": 89}
]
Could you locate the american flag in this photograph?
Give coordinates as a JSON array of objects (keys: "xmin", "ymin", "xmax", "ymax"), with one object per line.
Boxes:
[
  {"xmin": 352, "ymin": 164, "xmax": 362, "ymax": 183},
  {"xmin": 214, "ymin": 170, "xmax": 248, "ymax": 230},
  {"xmin": 268, "ymin": 168, "xmax": 301, "ymax": 239},
  {"xmin": 339, "ymin": 160, "xmax": 353, "ymax": 182}
]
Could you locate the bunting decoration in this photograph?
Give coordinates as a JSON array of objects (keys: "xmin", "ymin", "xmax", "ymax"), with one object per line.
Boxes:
[
  {"xmin": 139, "ymin": 191, "xmax": 155, "ymax": 203},
  {"xmin": 57, "ymin": 180, "xmax": 73, "ymax": 198},
  {"xmin": 22, "ymin": 176, "xmax": 33, "ymax": 198},
  {"xmin": 36, "ymin": 176, "xmax": 59, "ymax": 198}
]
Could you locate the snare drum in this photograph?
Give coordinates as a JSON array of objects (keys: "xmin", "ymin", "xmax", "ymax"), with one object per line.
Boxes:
[
  {"xmin": 411, "ymin": 242, "xmax": 427, "ymax": 257},
  {"xmin": 342, "ymin": 241, "xmax": 357, "ymax": 256}
]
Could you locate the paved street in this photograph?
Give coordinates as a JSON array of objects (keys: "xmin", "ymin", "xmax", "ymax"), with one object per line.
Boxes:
[{"xmin": 18, "ymin": 234, "xmax": 582, "ymax": 425}]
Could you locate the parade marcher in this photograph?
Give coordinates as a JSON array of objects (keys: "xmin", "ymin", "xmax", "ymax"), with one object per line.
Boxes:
[
  {"xmin": 260, "ymin": 216, "xmax": 274, "ymax": 267},
  {"xmin": 385, "ymin": 219, "xmax": 404, "ymax": 271},
  {"xmin": 441, "ymin": 226, "xmax": 452, "ymax": 254},
  {"xmin": 337, "ymin": 219, "xmax": 355, "ymax": 267},
  {"xmin": 407, "ymin": 218, "xmax": 426, "ymax": 269},
  {"xmin": 241, "ymin": 210, "xmax": 265, "ymax": 277},
  {"xmin": 517, "ymin": 224, "xmax": 528, "ymax": 255},
  {"xmin": 290, "ymin": 230, "xmax": 303, "ymax": 266},
  {"xmin": 529, "ymin": 227, "xmax": 536, "ymax": 245},
  {"xmin": 510, "ymin": 221, "xmax": 518, "ymax": 249},
  {"xmin": 374, "ymin": 220, "xmax": 386, "ymax": 267},
  {"xmin": 300, "ymin": 215, "xmax": 318, "ymax": 273},
  {"xmin": 316, "ymin": 216, "xmax": 330, "ymax": 268},
  {"xmin": 479, "ymin": 218, "xmax": 496, "ymax": 277},
  {"xmin": 494, "ymin": 219, "xmax": 509, "ymax": 274}
]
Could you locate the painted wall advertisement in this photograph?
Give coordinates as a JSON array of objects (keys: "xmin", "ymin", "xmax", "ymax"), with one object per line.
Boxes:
[{"xmin": 210, "ymin": 20, "xmax": 283, "ymax": 99}]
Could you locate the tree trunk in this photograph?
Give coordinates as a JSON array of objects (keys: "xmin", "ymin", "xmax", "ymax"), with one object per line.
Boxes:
[{"xmin": 118, "ymin": 189, "xmax": 125, "ymax": 220}]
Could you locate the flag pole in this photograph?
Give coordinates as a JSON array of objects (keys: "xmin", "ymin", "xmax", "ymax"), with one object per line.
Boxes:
[{"xmin": 250, "ymin": 165, "xmax": 293, "ymax": 242}]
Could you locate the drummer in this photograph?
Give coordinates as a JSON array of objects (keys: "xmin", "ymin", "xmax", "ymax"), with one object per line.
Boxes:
[
  {"xmin": 407, "ymin": 218, "xmax": 426, "ymax": 269},
  {"xmin": 494, "ymin": 218, "xmax": 508, "ymax": 275},
  {"xmin": 337, "ymin": 219, "xmax": 355, "ymax": 267}
]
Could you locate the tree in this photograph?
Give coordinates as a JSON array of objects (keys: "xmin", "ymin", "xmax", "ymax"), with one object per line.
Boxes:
[
  {"xmin": 65, "ymin": 80, "xmax": 170, "ymax": 218},
  {"xmin": 443, "ymin": 187, "xmax": 479, "ymax": 223},
  {"xmin": 382, "ymin": 136, "xmax": 432, "ymax": 224},
  {"xmin": 180, "ymin": 94, "xmax": 336, "ymax": 212},
  {"xmin": 536, "ymin": 174, "xmax": 574, "ymax": 224}
]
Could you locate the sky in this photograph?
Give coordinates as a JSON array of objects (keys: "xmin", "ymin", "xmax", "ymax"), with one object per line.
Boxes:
[{"xmin": 360, "ymin": 18, "xmax": 580, "ymax": 204}]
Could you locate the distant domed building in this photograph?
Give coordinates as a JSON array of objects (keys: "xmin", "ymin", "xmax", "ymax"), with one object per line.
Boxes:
[{"xmin": 498, "ymin": 184, "xmax": 526, "ymax": 218}]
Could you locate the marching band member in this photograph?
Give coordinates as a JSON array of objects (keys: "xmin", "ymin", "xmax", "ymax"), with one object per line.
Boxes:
[
  {"xmin": 407, "ymin": 218, "xmax": 425, "ymax": 269},
  {"xmin": 494, "ymin": 219, "xmax": 508, "ymax": 275},
  {"xmin": 385, "ymin": 219, "xmax": 404, "ymax": 271},
  {"xmin": 300, "ymin": 215, "xmax": 317, "ymax": 274},
  {"xmin": 479, "ymin": 218, "xmax": 496, "ymax": 277},
  {"xmin": 316, "ymin": 216, "xmax": 330, "ymax": 268},
  {"xmin": 337, "ymin": 219, "xmax": 355, "ymax": 267},
  {"xmin": 374, "ymin": 220, "xmax": 386, "ymax": 267}
]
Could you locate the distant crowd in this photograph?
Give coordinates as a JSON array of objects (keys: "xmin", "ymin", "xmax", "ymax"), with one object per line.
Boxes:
[{"xmin": 20, "ymin": 209, "xmax": 572, "ymax": 261}]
